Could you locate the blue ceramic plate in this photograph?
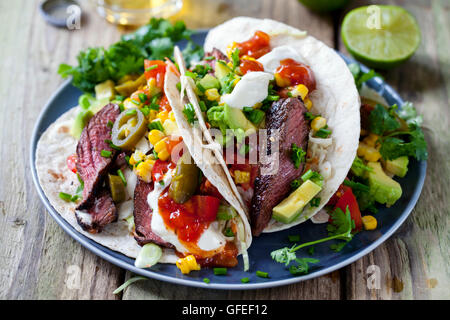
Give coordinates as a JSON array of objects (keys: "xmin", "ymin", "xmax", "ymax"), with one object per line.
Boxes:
[{"xmin": 30, "ymin": 31, "xmax": 426, "ymax": 290}]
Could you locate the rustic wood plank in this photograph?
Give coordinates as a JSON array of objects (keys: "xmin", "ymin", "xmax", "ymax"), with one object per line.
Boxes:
[
  {"xmin": 122, "ymin": 0, "xmax": 340, "ymax": 300},
  {"xmin": 337, "ymin": 0, "xmax": 450, "ymax": 299},
  {"xmin": 0, "ymin": 0, "xmax": 124, "ymax": 299}
]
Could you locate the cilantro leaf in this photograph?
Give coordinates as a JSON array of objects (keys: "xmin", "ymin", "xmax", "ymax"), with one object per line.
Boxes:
[
  {"xmin": 348, "ymin": 63, "xmax": 380, "ymax": 90},
  {"xmin": 369, "ymin": 104, "xmax": 401, "ymax": 135},
  {"xmin": 183, "ymin": 103, "xmax": 196, "ymax": 124},
  {"xmin": 291, "ymin": 143, "xmax": 306, "ymax": 169},
  {"xmin": 270, "ymin": 246, "xmax": 297, "ymax": 266},
  {"xmin": 397, "ymin": 102, "xmax": 423, "ymax": 126},
  {"xmin": 379, "ymin": 124, "xmax": 428, "ymax": 161},
  {"xmin": 289, "ymin": 258, "xmax": 319, "ymax": 276},
  {"xmin": 231, "ymin": 48, "xmax": 240, "ymax": 70}
]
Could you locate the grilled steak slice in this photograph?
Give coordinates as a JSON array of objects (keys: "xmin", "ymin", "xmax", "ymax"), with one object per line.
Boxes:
[
  {"xmin": 75, "ymin": 187, "xmax": 117, "ymax": 233},
  {"xmin": 133, "ymin": 179, "xmax": 174, "ymax": 248},
  {"xmin": 76, "ymin": 103, "xmax": 120, "ymax": 210},
  {"xmin": 251, "ymin": 98, "xmax": 310, "ymax": 236},
  {"xmin": 204, "ymin": 48, "xmax": 229, "ymax": 71}
]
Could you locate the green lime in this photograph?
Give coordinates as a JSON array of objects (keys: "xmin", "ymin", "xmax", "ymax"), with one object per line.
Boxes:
[
  {"xmin": 341, "ymin": 5, "xmax": 421, "ymax": 69},
  {"xmin": 298, "ymin": 0, "xmax": 351, "ymax": 12}
]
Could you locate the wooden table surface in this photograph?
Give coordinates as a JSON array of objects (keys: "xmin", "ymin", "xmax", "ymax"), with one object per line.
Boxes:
[{"xmin": 0, "ymin": 0, "xmax": 448, "ymax": 300}]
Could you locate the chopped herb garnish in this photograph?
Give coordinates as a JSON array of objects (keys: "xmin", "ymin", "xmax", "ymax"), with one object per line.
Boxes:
[
  {"xmin": 308, "ymin": 246, "xmax": 315, "ymax": 256},
  {"xmin": 140, "ymin": 107, "xmax": 150, "ymax": 116},
  {"xmin": 288, "ymin": 235, "xmax": 300, "ymax": 242},
  {"xmin": 107, "ymin": 120, "xmax": 114, "ymax": 128},
  {"xmin": 149, "ymin": 103, "xmax": 160, "ymax": 111},
  {"xmin": 152, "ymin": 150, "xmax": 159, "ymax": 159},
  {"xmin": 343, "ymin": 179, "xmax": 370, "ymax": 193},
  {"xmin": 125, "ymin": 156, "xmax": 132, "ymax": 168},
  {"xmin": 291, "ymin": 143, "xmax": 306, "ymax": 169},
  {"xmin": 117, "ymin": 169, "xmax": 127, "ymax": 186},
  {"xmin": 256, "ymin": 270, "xmax": 269, "ymax": 278},
  {"xmin": 289, "ymin": 258, "xmax": 319, "ymax": 276},
  {"xmin": 203, "ymin": 278, "xmax": 210, "ymax": 284},
  {"xmin": 148, "ymin": 120, "xmax": 164, "ymax": 132},
  {"xmin": 369, "ymin": 104, "xmax": 400, "ymax": 135},
  {"xmin": 305, "ymin": 112, "xmax": 319, "ymax": 121},
  {"xmin": 199, "ymin": 100, "xmax": 207, "ymax": 112},
  {"xmin": 131, "ymin": 99, "xmax": 141, "ymax": 106},
  {"xmin": 213, "ymin": 267, "xmax": 227, "ymax": 276},
  {"xmin": 176, "ymin": 82, "xmax": 181, "ymax": 91},
  {"xmin": 196, "ymin": 82, "xmax": 206, "ymax": 93},
  {"xmin": 138, "ymin": 93, "xmax": 147, "ymax": 103},
  {"xmin": 310, "ymin": 197, "xmax": 321, "ymax": 207},
  {"xmin": 231, "ymin": 48, "xmax": 240, "ymax": 70},
  {"xmin": 185, "ymin": 70, "xmax": 197, "ymax": 79},
  {"xmin": 205, "ymin": 56, "xmax": 215, "ymax": 61},
  {"xmin": 159, "ymin": 180, "xmax": 165, "ymax": 186},
  {"xmin": 119, "ymin": 104, "xmax": 125, "ymax": 112},
  {"xmin": 115, "ymin": 95, "xmax": 125, "ymax": 102},
  {"xmin": 290, "ymin": 179, "xmax": 302, "ymax": 190},
  {"xmin": 59, "ymin": 192, "xmax": 73, "ymax": 202},
  {"xmin": 224, "ymin": 228, "xmax": 235, "ymax": 237},
  {"xmin": 266, "ymin": 95, "xmax": 280, "ymax": 101},
  {"xmin": 240, "ymin": 277, "xmax": 250, "ymax": 283},
  {"xmin": 101, "ymin": 150, "xmax": 112, "ymax": 158},
  {"xmin": 244, "ymin": 108, "xmax": 265, "ymax": 125},
  {"xmin": 379, "ymin": 124, "xmax": 428, "ymax": 161}
]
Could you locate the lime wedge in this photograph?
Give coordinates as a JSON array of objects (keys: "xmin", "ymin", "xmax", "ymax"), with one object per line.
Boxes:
[
  {"xmin": 341, "ymin": 5, "xmax": 421, "ymax": 69},
  {"xmin": 298, "ymin": 0, "xmax": 351, "ymax": 12}
]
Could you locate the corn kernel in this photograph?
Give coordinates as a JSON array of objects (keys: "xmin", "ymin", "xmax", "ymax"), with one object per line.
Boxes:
[
  {"xmin": 130, "ymin": 150, "xmax": 146, "ymax": 165},
  {"xmin": 362, "ymin": 215, "xmax": 377, "ymax": 230},
  {"xmin": 176, "ymin": 255, "xmax": 201, "ymax": 274},
  {"xmin": 148, "ymin": 110, "xmax": 158, "ymax": 121},
  {"xmin": 234, "ymin": 170, "xmax": 250, "ymax": 184},
  {"xmin": 154, "ymin": 137, "xmax": 168, "ymax": 153},
  {"xmin": 226, "ymin": 42, "xmax": 237, "ymax": 59},
  {"xmin": 311, "ymin": 116, "xmax": 327, "ymax": 131},
  {"xmin": 134, "ymin": 159, "xmax": 155, "ymax": 183},
  {"xmin": 290, "ymin": 84, "xmax": 309, "ymax": 100},
  {"xmin": 157, "ymin": 149, "xmax": 170, "ymax": 161},
  {"xmin": 358, "ymin": 142, "xmax": 382, "ymax": 162},
  {"xmin": 304, "ymin": 98, "xmax": 313, "ymax": 110},
  {"xmin": 363, "ymin": 133, "xmax": 380, "ymax": 148},
  {"xmin": 274, "ymin": 73, "xmax": 290, "ymax": 87},
  {"xmin": 169, "ymin": 111, "xmax": 176, "ymax": 121},
  {"xmin": 148, "ymin": 129, "xmax": 165, "ymax": 146},
  {"xmin": 157, "ymin": 110, "xmax": 169, "ymax": 123},
  {"xmin": 205, "ymin": 88, "xmax": 220, "ymax": 101}
]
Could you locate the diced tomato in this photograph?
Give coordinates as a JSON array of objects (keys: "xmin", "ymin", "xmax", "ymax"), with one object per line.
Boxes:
[
  {"xmin": 235, "ymin": 30, "xmax": 271, "ymax": 59},
  {"xmin": 66, "ymin": 154, "xmax": 77, "ymax": 173},
  {"xmin": 239, "ymin": 58, "xmax": 264, "ymax": 75},
  {"xmin": 275, "ymin": 58, "xmax": 316, "ymax": 92},
  {"xmin": 151, "ymin": 159, "xmax": 173, "ymax": 182},
  {"xmin": 158, "ymin": 95, "xmax": 172, "ymax": 113},
  {"xmin": 144, "ymin": 60, "xmax": 166, "ymax": 89},
  {"xmin": 332, "ymin": 187, "xmax": 363, "ymax": 231},
  {"xmin": 327, "ymin": 184, "xmax": 349, "ymax": 206},
  {"xmin": 192, "ymin": 195, "xmax": 220, "ymax": 222}
]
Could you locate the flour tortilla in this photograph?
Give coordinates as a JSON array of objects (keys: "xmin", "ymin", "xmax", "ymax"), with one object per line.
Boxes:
[
  {"xmin": 35, "ymin": 66, "xmax": 252, "ymax": 263},
  {"xmin": 182, "ymin": 17, "xmax": 361, "ymax": 233}
]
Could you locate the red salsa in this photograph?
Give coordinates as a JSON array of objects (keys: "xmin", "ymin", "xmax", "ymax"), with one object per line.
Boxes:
[
  {"xmin": 235, "ymin": 30, "xmax": 271, "ymax": 59},
  {"xmin": 275, "ymin": 58, "xmax": 316, "ymax": 92},
  {"xmin": 239, "ymin": 59, "xmax": 264, "ymax": 75}
]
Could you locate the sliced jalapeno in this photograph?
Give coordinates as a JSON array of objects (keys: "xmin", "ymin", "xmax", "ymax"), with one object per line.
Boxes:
[
  {"xmin": 108, "ymin": 174, "xmax": 126, "ymax": 203},
  {"xmin": 111, "ymin": 108, "xmax": 147, "ymax": 151},
  {"xmin": 114, "ymin": 74, "xmax": 147, "ymax": 97},
  {"xmin": 169, "ymin": 152, "xmax": 200, "ymax": 204}
]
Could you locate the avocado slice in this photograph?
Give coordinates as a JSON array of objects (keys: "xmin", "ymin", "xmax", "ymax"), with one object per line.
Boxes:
[
  {"xmin": 95, "ymin": 80, "xmax": 116, "ymax": 101},
  {"xmin": 223, "ymin": 104, "xmax": 257, "ymax": 134},
  {"xmin": 272, "ymin": 180, "xmax": 322, "ymax": 224},
  {"xmin": 384, "ymin": 156, "xmax": 409, "ymax": 178},
  {"xmin": 367, "ymin": 162, "xmax": 402, "ymax": 206},
  {"xmin": 215, "ymin": 60, "xmax": 232, "ymax": 79},
  {"xmin": 71, "ymin": 109, "xmax": 93, "ymax": 139},
  {"xmin": 198, "ymin": 74, "xmax": 220, "ymax": 90}
]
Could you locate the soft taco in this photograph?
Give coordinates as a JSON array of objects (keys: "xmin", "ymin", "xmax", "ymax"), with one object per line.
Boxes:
[
  {"xmin": 175, "ymin": 17, "xmax": 360, "ymax": 236},
  {"xmin": 36, "ymin": 58, "xmax": 252, "ymax": 271}
]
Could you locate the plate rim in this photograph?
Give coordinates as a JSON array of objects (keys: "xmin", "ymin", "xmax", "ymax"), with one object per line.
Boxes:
[{"xmin": 30, "ymin": 43, "xmax": 427, "ymax": 291}]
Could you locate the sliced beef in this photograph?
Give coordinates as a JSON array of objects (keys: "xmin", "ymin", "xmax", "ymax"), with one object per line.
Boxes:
[
  {"xmin": 133, "ymin": 179, "xmax": 174, "ymax": 248},
  {"xmin": 250, "ymin": 98, "xmax": 310, "ymax": 236},
  {"xmin": 76, "ymin": 103, "xmax": 120, "ymax": 210},
  {"xmin": 204, "ymin": 48, "xmax": 229, "ymax": 71},
  {"xmin": 75, "ymin": 103, "xmax": 120, "ymax": 232},
  {"xmin": 75, "ymin": 187, "xmax": 117, "ymax": 233}
]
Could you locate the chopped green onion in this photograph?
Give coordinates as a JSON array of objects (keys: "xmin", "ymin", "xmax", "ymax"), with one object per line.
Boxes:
[
  {"xmin": 288, "ymin": 235, "xmax": 300, "ymax": 242},
  {"xmin": 119, "ymin": 104, "xmax": 125, "ymax": 112},
  {"xmin": 267, "ymin": 95, "xmax": 280, "ymax": 101},
  {"xmin": 176, "ymin": 82, "xmax": 181, "ymax": 91},
  {"xmin": 159, "ymin": 180, "xmax": 165, "ymax": 186},
  {"xmin": 101, "ymin": 150, "xmax": 112, "ymax": 158},
  {"xmin": 107, "ymin": 120, "xmax": 114, "ymax": 128},
  {"xmin": 59, "ymin": 192, "xmax": 73, "ymax": 202},
  {"xmin": 310, "ymin": 197, "xmax": 321, "ymax": 207},
  {"xmin": 196, "ymin": 82, "xmax": 206, "ymax": 93},
  {"xmin": 114, "ymin": 95, "xmax": 125, "ymax": 102},
  {"xmin": 138, "ymin": 93, "xmax": 147, "ymax": 103},
  {"xmin": 117, "ymin": 169, "xmax": 127, "ymax": 186},
  {"xmin": 125, "ymin": 156, "xmax": 132, "ymax": 168},
  {"xmin": 224, "ymin": 228, "xmax": 235, "ymax": 237},
  {"xmin": 199, "ymin": 100, "xmax": 207, "ymax": 112},
  {"xmin": 256, "ymin": 270, "xmax": 269, "ymax": 278},
  {"xmin": 140, "ymin": 107, "xmax": 150, "ymax": 116},
  {"xmin": 125, "ymin": 109, "xmax": 137, "ymax": 115},
  {"xmin": 241, "ymin": 277, "xmax": 250, "ymax": 283},
  {"xmin": 203, "ymin": 278, "xmax": 210, "ymax": 284},
  {"xmin": 315, "ymin": 128, "xmax": 332, "ymax": 138},
  {"xmin": 145, "ymin": 65, "xmax": 158, "ymax": 71},
  {"xmin": 305, "ymin": 112, "xmax": 319, "ymax": 121},
  {"xmin": 185, "ymin": 70, "xmax": 197, "ymax": 79},
  {"xmin": 213, "ymin": 267, "xmax": 227, "ymax": 276},
  {"xmin": 131, "ymin": 99, "xmax": 141, "ymax": 106},
  {"xmin": 148, "ymin": 120, "xmax": 164, "ymax": 132}
]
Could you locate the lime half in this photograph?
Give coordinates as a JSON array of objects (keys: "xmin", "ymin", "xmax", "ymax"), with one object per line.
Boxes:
[
  {"xmin": 298, "ymin": 0, "xmax": 351, "ymax": 12},
  {"xmin": 341, "ymin": 5, "xmax": 421, "ymax": 69}
]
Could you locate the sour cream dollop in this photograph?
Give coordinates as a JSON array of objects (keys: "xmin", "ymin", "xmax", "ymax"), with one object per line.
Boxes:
[
  {"xmin": 257, "ymin": 45, "xmax": 304, "ymax": 74},
  {"xmin": 220, "ymin": 71, "xmax": 274, "ymax": 109}
]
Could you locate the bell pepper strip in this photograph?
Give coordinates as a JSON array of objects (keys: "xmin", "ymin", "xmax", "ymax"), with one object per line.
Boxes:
[
  {"xmin": 331, "ymin": 186, "xmax": 363, "ymax": 232},
  {"xmin": 111, "ymin": 108, "xmax": 147, "ymax": 151},
  {"xmin": 67, "ymin": 154, "xmax": 77, "ymax": 173}
]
